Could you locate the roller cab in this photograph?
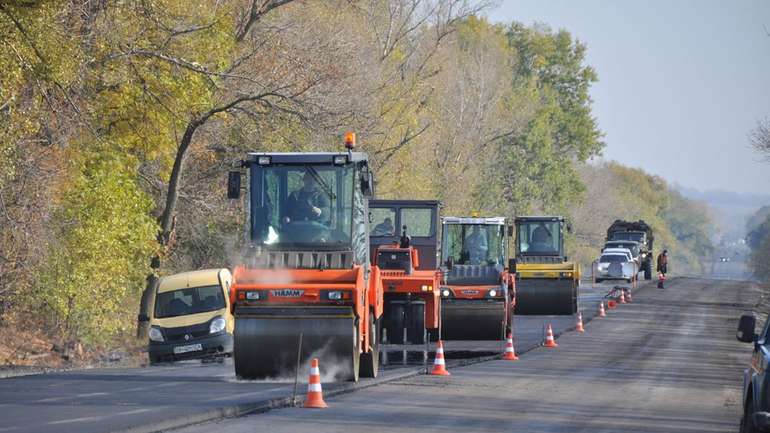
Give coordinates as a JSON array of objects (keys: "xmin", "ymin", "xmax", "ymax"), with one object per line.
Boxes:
[
  {"xmin": 438, "ymin": 216, "xmax": 515, "ymax": 340},
  {"xmin": 370, "ymin": 200, "xmax": 441, "ymax": 345},
  {"xmin": 227, "ymin": 146, "xmax": 382, "ymax": 382},
  {"xmin": 513, "ymin": 216, "xmax": 579, "ymax": 315}
]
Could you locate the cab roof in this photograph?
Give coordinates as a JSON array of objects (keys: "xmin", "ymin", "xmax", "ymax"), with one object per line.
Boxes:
[
  {"xmin": 442, "ymin": 216, "xmax": 506, "ymax": 225},
  {"xmin": 515, "ymin": 216, "xmax": 564, "ymax": 222},
  {"xmin": 246, "ymin": 152, "xmax": 369, "ymax": 164},
  {"xmin": 158, "ymin": 269, "xmax": 230, "ymax": 293}
]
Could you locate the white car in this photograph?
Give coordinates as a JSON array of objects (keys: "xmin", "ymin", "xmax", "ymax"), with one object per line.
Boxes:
[
  {"xmin": 602, "ymin": 247, "xmax": 634, "ymax": 263},
  {"xmin": 595, "ymin": 253, "xmax": 636, "ymax": 283}
]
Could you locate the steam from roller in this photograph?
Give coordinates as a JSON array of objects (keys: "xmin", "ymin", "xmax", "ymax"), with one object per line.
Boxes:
[{"xmin": 234, "ymin": 313, "xmax": 355, "ymax": 381}]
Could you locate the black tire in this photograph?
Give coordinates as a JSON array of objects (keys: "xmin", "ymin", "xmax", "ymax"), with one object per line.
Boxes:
[
  {"xmin": 386, "ymin": 302, "xmax": 405, "ymax": 344},
  {"xmin": 741, "ymin": 396, "xmax": 758, "ymax": 433},
  {"xmin": 359, "ymin": 314, "xmax": 380, "ymax": 378},
  {"xmin": 348, "ymin": 324, "xmax": 361, "ymax": 382},
  {"xmin": 148, "ymin": 355, "xmax": 160, "ymax": 366},
  {"xmin": 406, "ymin": 303, "xmax": 426, "ymax": 344}
]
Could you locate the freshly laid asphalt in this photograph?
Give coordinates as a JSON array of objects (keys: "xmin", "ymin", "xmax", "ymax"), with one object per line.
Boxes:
[
  {"xmin": 1, "ymin": 278, "xmax": 753, "ymax": 433},
  {"xmin": 175, "ymin": 277, "xmax": 757, "ymax": 433}
]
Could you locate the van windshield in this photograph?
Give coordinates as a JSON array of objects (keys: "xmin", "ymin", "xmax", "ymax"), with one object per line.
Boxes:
[{"xmin": 155, "ymin": 285, "xmax": 226, "ymax": 319}]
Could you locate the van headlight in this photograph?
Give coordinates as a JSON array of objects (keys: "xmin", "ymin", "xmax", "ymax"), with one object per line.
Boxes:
[
  {"xmin": 489, "ymin": 289, "xmax": 497, "ymax": 297},
  {"xmin": 149, "ymin": 326, "xmax": 164, "ymax": 342},
  {"xmin": 210, "ymin": 316, "xmax": 227, "ymax": 334}
]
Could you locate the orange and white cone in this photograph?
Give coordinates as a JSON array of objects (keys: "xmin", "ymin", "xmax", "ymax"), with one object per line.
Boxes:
[
  {"xmin": 502, "ymin": 332, "xmax": 519, "ymax": 361},
  {"xmin": 598, "ymin": 301, "xmax": 606, "ymax": 317},
  {"xmin": 304, "ymin": 358, "xmax": 327, "ymax": 408},
  {"xmin": 575, "ymin": 312, "xmax": 585, "ymax": 333},
  {"xmin": 543, "ymin": 323, "xmax": 558, "ymax": 348},
  {"xmin": 619, "ymin": 290, "xmax": 627, "ymax": 304},
  {"xmin": 431, "ymin": 340, "xmax": 451, "ymax": 376}
]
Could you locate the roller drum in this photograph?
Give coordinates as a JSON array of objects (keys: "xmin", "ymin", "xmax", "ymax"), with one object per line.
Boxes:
[
  {"xmin": 233, "ymin": 306, "xmax": 357, "ymax": 381},
  {"xmin": 514, "ymin": 278, "xmax": 577, "ymax": 315},
  {"xmin": 440, "ymin": 300, "xmax": 506, "ymax": 340}
]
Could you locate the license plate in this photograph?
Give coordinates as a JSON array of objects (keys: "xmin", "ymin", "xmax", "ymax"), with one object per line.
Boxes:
[
  {"xmin": 173, "ymin": 343, "xmax": 202, "ymax": 354},
  {"xmin": 271, "ymin": 289, "xmax": 304, "ymax": 297},
  {"xmin": 462, "ymin": 290, "xmax": 479, "ymax": 295}
]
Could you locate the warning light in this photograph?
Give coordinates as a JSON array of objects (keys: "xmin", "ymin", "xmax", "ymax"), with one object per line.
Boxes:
[{"xmin": 344, "ymin": 132, "xmax": 356, "ymax": 150}]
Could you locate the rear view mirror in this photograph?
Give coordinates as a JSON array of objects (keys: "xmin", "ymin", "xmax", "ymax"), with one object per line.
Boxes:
[
  {"xmin": 737, "ymin": 313, "xmax": 757, "ymax": 343},
  {"xmin": 361, "ymin": 171, "xmax": 375, "ymax": 197},
  {"xmin": 227, "ymin": 171, "xmax": 241, "ymax": 199}
]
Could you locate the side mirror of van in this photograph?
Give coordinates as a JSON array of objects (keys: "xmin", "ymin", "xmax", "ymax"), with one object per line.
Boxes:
[
  {"xmin": 227, "ymin": 171, "xmax": 241, "ymax": 199},
  {"xmin": 737, "ymin": 313, "xmax": 757, "ymax": 343}
]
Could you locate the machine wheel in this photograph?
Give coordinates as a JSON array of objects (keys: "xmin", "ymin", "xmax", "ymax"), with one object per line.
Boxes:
[
  {"xmin": 406, "ymin": 302, "xmax": 426, "ymax": 344},
  {"xmin": 386, "ymin": 302, "xmax": 405, "ymax": 344},
  {"xmin": 347, "ymin": 324, "xmax": 361, "ymax": 382},
  {"xmin": 359, "ymin": 314, "xmax": 380, "ymax": 378},
  {"xmin": 741, "ymin": 396, "xmax": 757, "ymax": 433}
]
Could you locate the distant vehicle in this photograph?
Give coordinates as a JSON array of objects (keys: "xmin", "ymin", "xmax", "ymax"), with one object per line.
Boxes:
[
  {"xmin": 606, "ymin": 220, "xmax": 654, "ymax": 280},
  {"xmin": 736, "ymin": 312, "xmax": 770, "ymax": 432},
  {"xmin": 146, "ymin": 268, "xmax": 234, "ymax": 364},
  {"xmin": 602, "ymin": 247, "xmax": 634, "ymax": 263},
  {"xmin": 595, "ymin": 253, "xmax": 635, "ymax": 283},
  {"xmin": 603, "ymin": 240, "xmax": 641, "ymax": 260}
]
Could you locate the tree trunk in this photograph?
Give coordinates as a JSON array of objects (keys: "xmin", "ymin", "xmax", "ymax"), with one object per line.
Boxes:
[{"xmin": 136, "ymin": 119, "xmax": 200, "ymax": 338}]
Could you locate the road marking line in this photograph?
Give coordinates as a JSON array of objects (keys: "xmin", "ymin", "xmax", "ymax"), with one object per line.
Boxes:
[
  {"xmin": 0, "ymin": 426, "xmax": 20, "ymax": 432},
  {"xmin": 112, "ymin": 408, "xmax": 153, "ymax": 416},
  {"xmin": 47, "ymin": 416, "xmax": 103, "ymax": 425},
  {"xmin": 34, "ymin": 391, "xmax": 109, "ymax": 403}
]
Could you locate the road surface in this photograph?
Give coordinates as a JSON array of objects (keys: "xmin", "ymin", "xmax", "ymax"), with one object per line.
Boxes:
[
  {"xmin": 176, "ymin": 277, "xmax": 757, "ymax": 433},
  {"xmin": 0, "ymin": 278, "xmax": 757, "ymax": 432}
]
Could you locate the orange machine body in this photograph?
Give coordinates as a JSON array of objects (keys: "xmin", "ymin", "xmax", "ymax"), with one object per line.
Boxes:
[{"xmin": 231, "ymin": 265, "xmax": 383, "ymax": 354}]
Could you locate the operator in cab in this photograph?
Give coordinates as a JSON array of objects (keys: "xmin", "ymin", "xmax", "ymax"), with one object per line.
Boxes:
[
  {"xmin": 465, "ymin": 226, "xmax": 488, "ymax": 264},
  {"xmin": 286, "ymin": 171, "xmax": 329, "ymax": 223},
  {"xmin": 374, "ymin": 217, "xmax": 395, "ymax": 236},
  {"xmin": 530, "ymin": 224, "xmax": 554, "ymax": 253}
]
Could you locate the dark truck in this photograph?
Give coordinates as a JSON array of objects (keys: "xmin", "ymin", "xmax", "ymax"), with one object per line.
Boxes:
[
  {"xmin": 606, "ymin": 220, "xmax": 654, "ymax": 280},
  {"xmin": 737, "ymin": 313, "xmax": 770, "ymax": 432}
]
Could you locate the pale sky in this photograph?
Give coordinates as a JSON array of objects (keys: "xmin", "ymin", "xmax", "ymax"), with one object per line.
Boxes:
[{"xmin": 487, "ymin": 0, "xmax": 770, "ymax": 195}]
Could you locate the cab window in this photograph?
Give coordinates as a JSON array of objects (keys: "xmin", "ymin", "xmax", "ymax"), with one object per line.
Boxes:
[
  {"xmin": 371, "ymin": 207, "xmax": 396, "ymax": 236},
  {"xmin": 401, "ymin": 208, "xmax": 433, "ymax": 237}
]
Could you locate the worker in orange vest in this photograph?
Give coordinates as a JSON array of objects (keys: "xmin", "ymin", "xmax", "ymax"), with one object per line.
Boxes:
[{"xmin": 656, "ymin": 250, "xmax": 668, "ymax": 289}]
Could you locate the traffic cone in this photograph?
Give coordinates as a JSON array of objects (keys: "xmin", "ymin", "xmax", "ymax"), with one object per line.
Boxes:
[
  {"xmin": 304, "ymin": 358, "xmax": 327, "ymax": 408},
  {"xmin": 502, "ymin": 332, "xmax": 519, "ymax": 361},
  {"xmin": 431, "ymin": 340, "xmax": 451, "ymax": 376},
  {"xmin": 543, "ymin": 323, "xmax": 558, "ymax": 348},
  {"xmin": 598, "ymin": 301, "xmax": 606, "ymax": 317},
  {"xmin": 619, "ymin": 290, "xmax": 627, "ymax": 304},
  {"xmin": 575, "ymin": 312, "xmax": 585, "ymax": 333}
]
